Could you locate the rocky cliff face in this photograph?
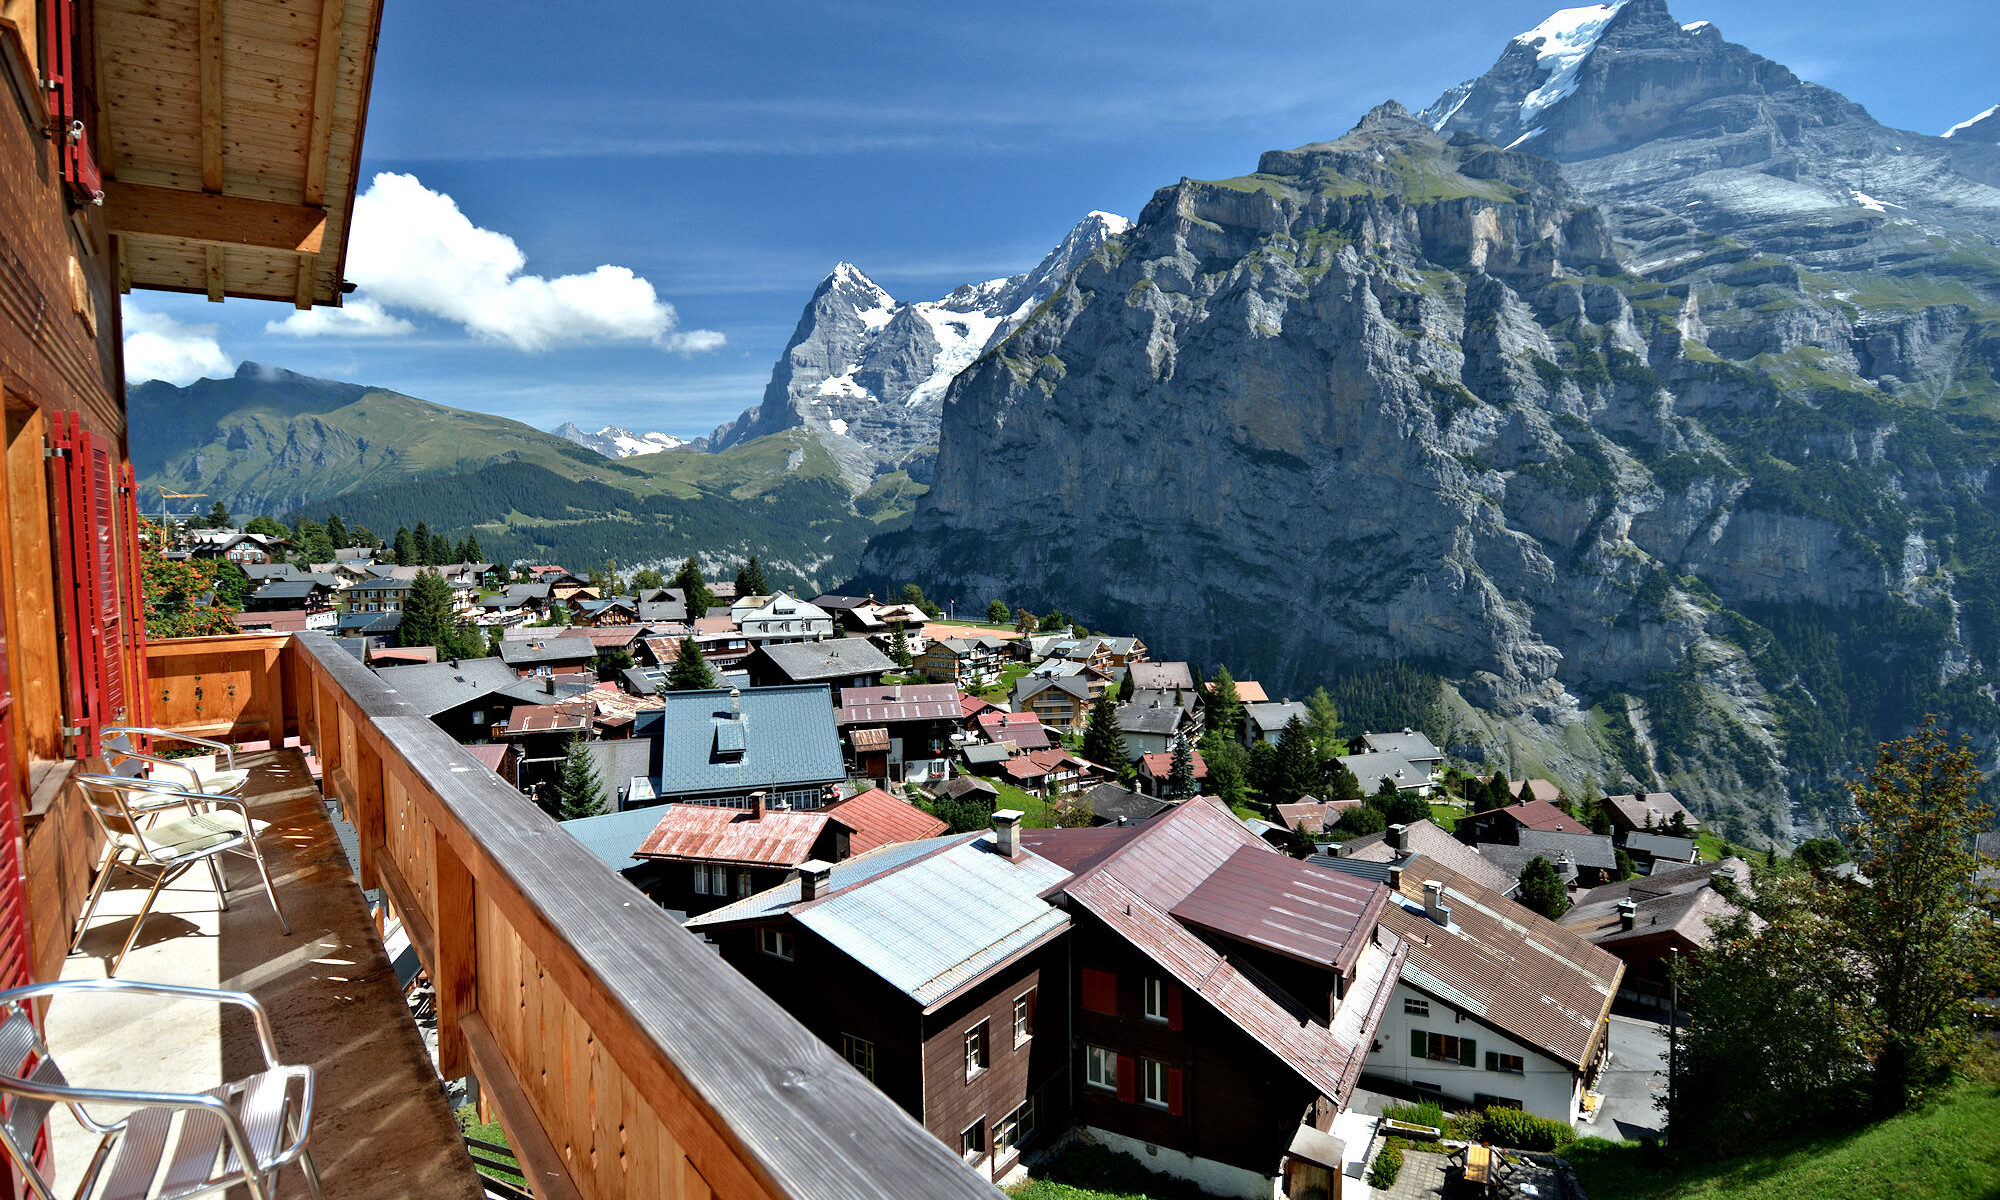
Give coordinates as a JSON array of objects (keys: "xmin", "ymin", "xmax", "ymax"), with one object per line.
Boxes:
[
  {"xmin": 861, "ymin": 78, "xmax": 2000, "ymax": 843},
  {"xmin": 710, "ymin": 212, "xmax": 1130, "ymax": 491}
]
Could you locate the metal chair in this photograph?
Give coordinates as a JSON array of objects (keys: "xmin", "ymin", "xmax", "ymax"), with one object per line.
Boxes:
[
  {"xmin": 69, "ymin": 775, "xmax": 290, "ymax": 977},
  {"xmin": 99, "ymin": 728, "xmax": 250, "ymax": 797},
  {"xmin": 0, "ymin": 979, "xmax": 325, "ymax": 1200}
]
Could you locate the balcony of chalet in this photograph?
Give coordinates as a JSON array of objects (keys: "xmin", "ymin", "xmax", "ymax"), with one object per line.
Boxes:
[{"xmin": 46, "ymin": 631, "xmax": 1000, "ymax": 1200}]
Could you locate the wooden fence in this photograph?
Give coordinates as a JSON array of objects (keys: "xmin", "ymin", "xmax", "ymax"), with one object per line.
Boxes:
[{"xmin": 147, "ymin": 632, "xmax": 1000, "ymax": 1200}]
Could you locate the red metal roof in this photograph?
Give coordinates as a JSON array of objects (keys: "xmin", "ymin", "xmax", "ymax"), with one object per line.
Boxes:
[
  {"xmin": 1171, "ymin": 846, "xmax": 1386, "ymax": 974},
  {"xmin": 633, "ymin": 805, "xmax": 842, "ymax": 867},
  {"xmin": 502, "ymin": 703, "xmax": 590, "ymax": 735},
  {"xmin": 848, "ymin": 727, "xmax": 891, "ymax": 751},
  {"xmin": 836, "ymin": 683, "xmax": 966, "ymax": 726},
  {"xmin": 1137, "ymin": 750, "xmax": 1207, "ymax": 781},
  {"xmin": 824, "ymin": 787, "xmax": 949, "ymax": 855},
  {"xmin": 1470, "ymin": 797, "xmax": 1580, "ymax": 832}
]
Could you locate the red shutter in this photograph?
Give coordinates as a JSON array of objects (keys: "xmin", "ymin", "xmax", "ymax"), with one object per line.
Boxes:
[
  {"xmin": 117, "ymin": 465, "xmax": 151, "ymax": 728},
  {"xmin": 1081, "ymin": 968, "xmax": 1117, "ymax": 1015},
  {"xmin": 85, "ymin": 438, "xmax": 124, "ymax": 726},
  {"xmin": 1115, "ymin": 1056, "xmax": 1135, "ymax": 1104},
  {"xmin": 1167, "ymin": 983, "xmax": 1183, "ymax": 1031},
  {"xmin": 1168, "ymin": 1067, "xmax": 1184, "ymax": 1116},
  {"xmin": 46, "ymin": 413, "xmax": 129, "ymax": 758},
  {"xmin": 40, "ymin": 0, "xmax": 103, "ymax": 204}
]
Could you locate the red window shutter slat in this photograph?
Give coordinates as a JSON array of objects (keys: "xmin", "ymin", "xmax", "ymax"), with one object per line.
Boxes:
[
  {"xmin": 117, "ymin": 465, "xmax": 151, "ymax": 727},
  {"xmin": 86, "ymin": 438, "xmax": 124, "ymax": 726},
  {"xmin": 1167, "ymin": 983, "xmax": 1183, "ymax": 1031},
  {"xmin": 1081, "ymin": 968, "xmax": 1117, "ymax": 1015},
  {"xmin": 1116, "ymin": 1056, "xmax": 1135, "ymax": 1104},
  {"xmin": 45, "ymin": 414, "xmax": 101, "ymax": 758},
  {"xmin": 1168, "ymin": 1067, "xmax": 1183, "ymax": 1116}
]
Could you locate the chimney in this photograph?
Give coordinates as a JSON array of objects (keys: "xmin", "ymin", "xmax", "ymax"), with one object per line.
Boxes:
[
  {"xmin": 1388, "ymin": 863, "xmax": 1405, "ymax": 891},
  {"xmin": 750, "ymin": 791, "xmax": 766, "ymax": 821},
  {"xmin": 993, "ymin": 808, "xmax": 1024, "ymax": 859},
  {"xmin": 1387, "ymin": 823, "xmax": 1407, "ymax": 851},
  {"xmin": 543, "ymin": 676, "xmax": 556, "ymax": 695},
  {"xmin": 730, "ymin": 687, "xmax": 742, "ymax": 715},
  {"xmin": 1617, "ymin": 899, "xmax": 1638, "ymax": 931},
  {"xmin": 1422, "ymin": 880, "xmax": 1451, "ymax": 928},
  {"xmin": 799, "ymin": 859, "xmax": 833, "ymax": 902}
]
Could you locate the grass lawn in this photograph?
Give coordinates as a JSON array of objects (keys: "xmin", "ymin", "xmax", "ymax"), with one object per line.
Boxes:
[
  {"xmin": 986, "ymin": 777, "xmax": 1058, "ymax": 828},
  {"xmin": 1006, "ymin": 1144, "xmax": 1225, "ymax": 1200},
  {"xmin": 1566, "ymin": 1071, "xmax": 2000, "ymax": 1200},
  {"xmin": 1428, "ymin": 802, "xmax": 1460, "ymax": 832},
  {"xmin": 455, "ymin": 1104, "xmax": 525, "ymax": 1193},
  {"xmin": 976, "ymin": 663, "xmax": 1033, "ymax": 703},
  {"xmin": 1695, "ymin": 828, "xmax": 1765, "ymax": 863}
]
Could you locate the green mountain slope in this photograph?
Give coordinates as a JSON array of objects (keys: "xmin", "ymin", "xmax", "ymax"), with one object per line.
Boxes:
[{"xmin": 129, "ymin": 364, "xmax": 920, "ymax": 592}]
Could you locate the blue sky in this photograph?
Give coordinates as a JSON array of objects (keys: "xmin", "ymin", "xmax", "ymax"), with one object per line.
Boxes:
[{"xmin": 121, "ymin": 0, "xmax": 1999, "ymax": 439}]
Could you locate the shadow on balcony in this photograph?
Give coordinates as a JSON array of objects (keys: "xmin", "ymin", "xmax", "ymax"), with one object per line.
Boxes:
[{"xmin": 51, "ymin": 746, "xmax": 483, "ymax": 1200}]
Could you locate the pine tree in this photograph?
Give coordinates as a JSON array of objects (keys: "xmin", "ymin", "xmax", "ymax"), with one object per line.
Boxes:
[
  {"xmin": 427, "ymin": 532, "xmax": 450, "ymax": 566},
  {"xmin": 1305, "ymin": 687, "xmax": 1342, "ymax": 759},
  {"xmin": 412, "ymin": 521, "xmax": 431, "ymax": 562},
  {"xmin": 554, "ymin": 735, "xmax": 607, "ymax": 821},
  {"xmin": 1083, "ymin": 694, "xmax": 1127, "ymax": 772},
  {"xmin": 1168, "ymin": 736, "xmax": 1198, "ymax": 800},
  {"xmin": 889, "ymin": 621, "xmax": 913, "ymax": 668},
  {"xmin": 1207, "ymin": 666, "xmax": 1243, "ymax": 742},
  {"xmin": 1487, "ymin": 769, "xmax": 1513, "ymax": 808},
  {"xmin": 459, "ymin": 532, "xmax": 483, "ymax": 563},
  {"xmin": 325, "ymin": 512, "xmax": 348, "ymax": 547},
  {"xmin": 670, "ymin": 558, "xmax": 715, "ymax": 615},
  {"xmin": 397, "ymin": 568, "xmax": 458, "ymax": 652},
  {"xmin": 735, "ymin": 557, "xmax": 769, "ymax": 598},
  {"xmin": 1325, "ymin": 757, "xmax": 1364, "ymax": 802},
  {"xmin": 206, "ymin": 500, "xmax": 232, "ymax": 528},
  {"xmin": 665, "ymin": 635, "xmax": 718, "ymax": 691},
  {"xmin": 1518, "ymin": 856, "xmax": 1571, "ymax": 919}
]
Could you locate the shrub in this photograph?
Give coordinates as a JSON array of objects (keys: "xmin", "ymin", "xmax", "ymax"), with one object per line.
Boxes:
[
  {"xmin": 1465, "ymin": 1106, "xmax": 1577, "ymax": 1152},
  {"xmin": 1368, "ymin": 1139, "xmax": 1405, "ymax": 1190}
]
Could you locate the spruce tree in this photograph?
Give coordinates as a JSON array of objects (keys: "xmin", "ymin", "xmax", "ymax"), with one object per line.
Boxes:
[
  {"xmin": 1518, "ymin": 855, "xmax": 1571, "ymax": 919},
  {"xmin": 1168, "ymin": 736, "xmax": 1198, "ymax": 800},
  {"xmin": 412, "ymin": 521, "xmax": 431, "ymax": 563},
  {"xmin": 665, "ymin": 635, "xmax": 718, "ymax": 691},
  {"xmin": 1083, "ymin": 694, "xmax": 1128, "ymax": 772},
  {"xmin": 1207, "ymin": 666, "xmax": 1243, "ymax": 742},
  {"xmin": 459, "ymin": 532, "xmax": 483, "ymax": 563},
  {"xmin": 1486, "ymin": 769, "xmax": 1513, "ymax": 809},
  {"xmin": 554, "ymin": 735, "xmax": 607, "ymax": 820},
  {"xmin": 325, "ymin": 512, "xmax": 348, "ymax": 547},
  {"xmin": 1275, "ymin": 715, "xmax": 1321, "ymax": 803},
  {"xmin": 1325, "ymin": 757, "xmax": 1364, "ymax": 802},
  {"xmin": 671, "ymin": 558, "xmax": 715, "ymax": 615},
  {"xmin": 735, "ymin": 557, "xmax": 769, "ymax": 598},
  {"xmin": 889, "ymin": 621, "xmax": 913, "ymax": 668},
  {"xmin": 1305, "ymin": 687, "xmax": 1342, "ymax": 759},
  {"xmin": 427, "ymin": 532, "xmax": 450, "ymax": 566},
  {"xmin": 397, "ymin": 568, "xmax": 458, "ymax": 652},
  {"xmin": 206, "ymin": 500, "xmax": 232, "ymax": 528}
]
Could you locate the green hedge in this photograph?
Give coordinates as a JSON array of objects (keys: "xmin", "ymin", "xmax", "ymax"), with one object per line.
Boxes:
[
  {"xmin": 1368, "ymin": 1139, "xmax": 1405, "ymax": 1189},
  {"xmin": 1461, "ymin": 1106, "xmax": 1576, "ymax": 1152}
]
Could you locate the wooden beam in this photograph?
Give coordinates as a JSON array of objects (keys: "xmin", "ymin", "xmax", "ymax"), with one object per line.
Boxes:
[
  {"xmin": 293, "ymin": 255, "xmax": 316, "ymax": 309},
  {"xmin": 303, "ymin": 0, "xmax": 345, "ymax": 206},
  {"xmin": 105, "ymin": 182, "xmax": 327, "ymax": 255},
  {"xmin": 204, "ymin": 246, "xmax": 224, "ymax": 302},
  {"xmin": 461, "ymin": 1014, "xmax": 586, "ymax": 1200},
  {"xmin": 199, "ymin": 0, "xmax": 223, "ymax": 192}
]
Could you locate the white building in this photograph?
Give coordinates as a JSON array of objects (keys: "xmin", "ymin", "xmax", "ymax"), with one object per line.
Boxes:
[{"xmin": 731, "ymin": 592, "xmax": 834, "ymax": 645}]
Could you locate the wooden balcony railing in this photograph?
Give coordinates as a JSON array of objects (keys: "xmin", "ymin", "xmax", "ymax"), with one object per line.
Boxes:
[{"xmin": 146, "ymin": 632, "xmax": 1002, "ymax": 1200}]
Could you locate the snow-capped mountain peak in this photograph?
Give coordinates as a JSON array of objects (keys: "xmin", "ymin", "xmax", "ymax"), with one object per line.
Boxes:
[
  {"xmin": 1943, "ymin": 104, "xmax": 2000, "ymax": 141},
  {"xmin": 1513, "ymin": 2, "xmax": 1629, "ymax": 127},
  {"xmin": 550, "ymin": 422, "xmax": 690, "ymax": 458}
]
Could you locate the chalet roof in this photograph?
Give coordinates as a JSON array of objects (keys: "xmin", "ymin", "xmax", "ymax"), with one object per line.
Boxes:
[
  {"xmin": 1244, "ymin": 701, "xmax": 1307, "ymax": 733},
  {"xmin": 1377, "ymin": 855, "xmax": 1623, "ymax": 1069},
  {"xmin": 1477, "ymin": 830, "xmax": 1619, "ymax": 876},
  {"xmin": 1558, "ymin": 859, "xmax": 1750, "ymax": 952},
  {"xmin": 747, "ymin": 638, "xmax": 894, "ymax": 683},
  {"xmin": 835, "ymin": 683, "xmax": 964, "ymax": 726},
  {"xmin": 810, "ymin": 594, "xmax": 872, "ymax": 612},
  {"xmin": 1080, "ymin": 784, "xmax": 1170, "ymax": 826},
  {"xmin": 1001, "ymin": 748, "xmax": 1086, "ymax": 783},
  {"xmin": 498, "ymin": 636, "xmax": 597, "ymax": 666},
  {"xmin": 932, "ymin": 776, "xmax": 999, "ymax": 805},
  {"xmin": 498, "ymin": 704, "xmax": 588, "ymax": 735},
  {"xmin": 633, "ymin": 805, "xmax": 846, "ymax": 868},
  {"xmin": 1014, "ymin": 674, "xmax": 1092, "ymax": 704},
  {"xmin": 1510, "ymin": 779, "xmax": 1566, "ymax": 804},
  {"xmin": 558, "ymin": 805, "xmax": 674, "ymax": 871},
  {"xmin": 1137, "ymin": 750, "xmax": 1207, "ymax": 782},
  {"xmin": 1230, "ymin": 681, "xmax": 1271, "ymax": 703},
  {"xmin": 960, "ymin": 743, "xmax": 1017, "ymax": 768},
  {"xmin": 633, "ymin": 687, "xmax": 846, "ymax": 796},
  {"xmin": 1171, "ymin": 846, "xmax": 1387, "ymax": 974},
  {"xmin": 1603, "ymin": 792, "xmax": 1700, "ymax": 831},
  {"xmin": 336, "ymin": 610, "xmax": 401, "ymax": 634},
  {"xmin": 465, "ymin": 744, "xmax": 508, "ymax": 773},
  {"xmin": 1338, "ymin": 750, "xmax": 1425, "ymax": 796},
  {"xmin": 1272, "ymin": 799, "xmax": 1362, "ymax": 836},
  {"xmin": 1358, "ymin": 729, "xmax": 1443, "ymax": 762},
  {"xmin": 1623, "ymin": 832, "xmax": 1699, "ymax": 862},
  {"xmin": 824, "ymin": 788, "xmax": 949, "ymax": 855},
  {"xmin": 251, "ymin": 579, "xmax": 329, "ymax": 600},
  {"xmin": 369, "ymin": 657, "xmax": 518, "ymax": 717},
  {"xmin": 1335, "ymin": 819, "xmax": 1518, "ymax": 897},
  {"xmin": 1126, "ymin": 662, "xmax": 1194, "ymax": 691},
  {"xmin": 1116, "ymin": 697, "xmax": 1188, "ymax": 737},
  {"xmin": 1470, "ymin": 797, "xmax": 1579, "ymax": 833}
]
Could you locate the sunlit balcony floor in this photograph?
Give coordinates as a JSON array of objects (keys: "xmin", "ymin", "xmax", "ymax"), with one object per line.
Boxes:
[{"xmin": 50, "ymin": 748, "xmax": 484, "ymax": 1199}]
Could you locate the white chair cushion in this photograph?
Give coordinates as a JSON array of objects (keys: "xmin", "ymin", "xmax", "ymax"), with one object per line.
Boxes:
[{"xmin": 115, "ymin": 811, "xmax": 268, "ymax": 862}]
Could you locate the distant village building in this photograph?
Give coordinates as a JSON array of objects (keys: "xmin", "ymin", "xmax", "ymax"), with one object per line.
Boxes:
[{"xmin": 586, "ymin": 686, "xmax": 846, "ymax": 811}]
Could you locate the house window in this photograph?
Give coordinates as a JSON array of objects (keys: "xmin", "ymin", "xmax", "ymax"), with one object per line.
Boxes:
[
  {"xmin": 1404, "ymin": 998, "xmax": 1430, "ymax": 1018},
  {"xmin": 1412, "ymin": 1030, "xmax": 1476, "ymax": 1065},
  {"xmin": 964, "ymin": 1021, "xmax": 990, "ymax": 1079},
  {"xmin": 1142, "ymin": 1059, "xmax": 1169, "ymax": 1108},
  {"xmin": 692, "ymin": 868, "xmax": 708, "ymax": 896},
  {"xmin": 1085, "ymin": 1045, "xmax": 1117, "ymax": 1090},
  {"xmin": 841, "ymin": 1034, "xmax": 876, "ymax": 1081},
  {"xmin": 736, "ymin": 869, "xmax": 752, "ymax": 897},
  {"xmin": 759, "ymin": 927, "xmax": 793, "ymax": 961},
  {"xmin": 1486, "ymin": 1052, "xmax": 1526, "ymax": 1075},
  {"xmin": 707, "ymin": 864, "xmax": 730, "ymax": 894},
  {"xmin": 1013, "ymin": 989, "xmax": 1036, "ymax": 1045},
  {"xmin": 960, "ymin": 1120, "xmax": 985, "ymax": 1164},
  {"xmin": 995, "ymin": 1098, "xmax": 1035, "ymax": 1159},
  {"xmin": 1143, "ymin": 976, "xmax": 1169, "ymax": 1023}
]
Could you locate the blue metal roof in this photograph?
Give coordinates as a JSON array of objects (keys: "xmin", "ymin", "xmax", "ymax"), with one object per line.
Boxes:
[
  {"xmin": 559, "ymin": 806, "xmax": 670, "ymax": 870},
  {"xmin": 634, "ymin": 686, "xmax": 846, "ymax": 798}
]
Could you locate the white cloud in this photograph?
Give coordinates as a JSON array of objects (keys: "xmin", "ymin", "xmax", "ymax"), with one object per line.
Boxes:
[
  {"xmin": 265, "ymin": 297, "xmax": 417, "ymax": 339},
  {"xmin": 335, "ymin": 172, "xmax": 725, "ymax": 353},
  {"xmin": 123, "ymin": 307, "xmax": 236, "ymax": 385}
]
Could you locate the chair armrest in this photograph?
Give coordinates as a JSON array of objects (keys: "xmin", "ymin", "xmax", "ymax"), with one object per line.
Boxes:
[
  {"xmin": 263, "ymin": 1065, "xmax": 317, "ymax": 1168},
  {"xmin": 0, "ymin": 979, "xmax": 284, "ymax": 1070},
  {"xmin": 102, "ymin": 727, "xmax": 236, "ymax": 770}
]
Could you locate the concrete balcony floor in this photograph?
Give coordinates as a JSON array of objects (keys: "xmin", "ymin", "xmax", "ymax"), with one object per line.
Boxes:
[{"xmin": 50, "ymin": 749, "xmax": 484, "ymax": 1200}]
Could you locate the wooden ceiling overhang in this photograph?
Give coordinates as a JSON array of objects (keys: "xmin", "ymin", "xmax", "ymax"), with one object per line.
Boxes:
[{"xmin": 95, "ymin": 0, "xmax": 384, "ymax": 308}]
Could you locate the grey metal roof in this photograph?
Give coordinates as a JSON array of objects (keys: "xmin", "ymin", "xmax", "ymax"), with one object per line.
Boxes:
[
  {"xmin": 1084, "ymin": 783, "xmax": 1170, "ymax": 825},
  {"xmin": 961, "ymin": 743, "xmax": 1015, "ymax": 767},
  {"xmin": 1337, "ymin": 750, "xmax": 1424, "ymax": 795},
  {"xmin": 750, "ymin": 638, "xmax": 895, "ymax": 682},
  {"xmin": 499, "ymin": 636, "xmax": 597, "ymax": 666},
  {"xmin": 251, "ymin": 579, "xmax": 323, "ymax": 600},
  {"xmin": 582, "ymin": 740, "xmax": 662, "ymax": 808},
  {"xmin": 493, "ymin": 677, "xmax": 599, "ymax": 707},
  {"xmin": 1478, "ymin": 830, "xmax": 1619, "ymax": 877},
  {"xmin": 1116, "ymin": 697, "xmax": 1188, "ymax": 736},
  {"xmin": 621, "ymin": 666, "xmax": 664, "ymax": 696},
  {"xmin": 560, "ymin": 805, "xmax": 672, "ymax": 869},
  {"xmin": 1307, "ymin": 854, "xmax": 1398, "ymax": 886},
  {"xmin": 695, "ymin": 832, "xmax": 1072, "ymax": 1008},
  {"xmin": 633, "ymin": 686, "xmax": 846, "ymax": 798},
  {"xmin": 685, "ymin": 837, "xmax": 954, "ymax": 928},
  {"xmin": 337, "ymin": 611, "xmax": 401, "ymax": 633},
  {"xmin": 1244, "ymin": 701, "xmax": 1307, "ymax": 732},
  {"xmin": 1358, "ymin": 729, "xmax": 1443, "ymax": 762},
  {"xmin": 1623, "ymin": 833, "xmax": 1698, "ymax": 862},
  {"xmin": 369, "ymin": 657, "xmax": 520, "ymax": 717},
  {"xmin": 636, "ymin": 601, "xmax": 687, "ymax": 623},
  {"xmin": 1014, "ymin": 674, "xmax": 1090, "ymax": 705}
]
